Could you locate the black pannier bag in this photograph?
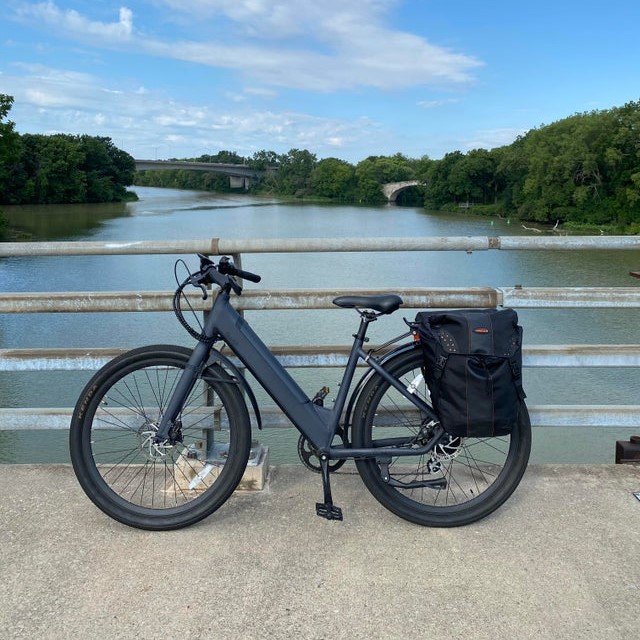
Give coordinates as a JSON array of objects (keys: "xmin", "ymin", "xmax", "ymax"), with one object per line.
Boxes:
[{"xmin": 413, "ymin": 308, "xmax": 526, "ymax": 438}]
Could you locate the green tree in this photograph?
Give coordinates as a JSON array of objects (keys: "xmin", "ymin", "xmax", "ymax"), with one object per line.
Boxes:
[
  {"xmin": 3, "ymin": 129, "xmax": 135, "ymax": 205},
  {"xmin": 410, "ymin": 155, "xmax": 433, "ymax": 183},
  {"xmin": 424, "ymin": 151, "xmax": 465, "ymax": 208},
  {"xmin": 248, "ymin": 150, "xmax": 278, "ymax": 170},
  {"xmin": 0, "ymin": 94, "xmax": 22, "ymax": 203},
  {"xmin": 274, "ymin": 148, "xmax": 317, "ymax": 196},
  {"xmin": 606, "ymin": 100, "xmax": 640, "ymax": 224},
  {"xmin": 79, "ymin": 136, "xmax": 135, "ymax": 202},
  {"xmin": 356, "ymin": 154, "xmax": 415, "ymax": 184},
  {"xmin": 310, "ymin": 157, "xmax": 357, "ymax": 199},
  {"xmin": 354, "ymin": 159, "xmax": 385, "ymax": 203},
  {"xmin": 20, "ymin": 134, "xmax": 87, "ymax": 203},
  {"xmin": 196, "ymin": 150, "xmax": 246, "ymax": 164},
  {"xmin": 467, "ymin": 149, "xmax": 498, "ymax": 204},
  {"xmin": 486, "ymin": 101, "xmax": 640, "ymax": 225}
]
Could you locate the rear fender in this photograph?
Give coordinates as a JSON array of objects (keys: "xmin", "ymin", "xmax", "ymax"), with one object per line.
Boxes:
[{"xmin": 343, "ymin": 342, "xmax": 418, "ymax": 437}]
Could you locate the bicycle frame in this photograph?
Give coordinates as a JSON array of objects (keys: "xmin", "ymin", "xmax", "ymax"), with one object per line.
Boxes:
[{"xmin": 155, "ymin": 289, "xmax": 442, "ymax": 460}]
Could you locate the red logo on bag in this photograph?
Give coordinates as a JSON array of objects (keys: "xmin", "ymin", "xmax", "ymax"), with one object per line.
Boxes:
[{"xmin": 474, "ymin": 328, "xmax": 490, "ymax": 334}]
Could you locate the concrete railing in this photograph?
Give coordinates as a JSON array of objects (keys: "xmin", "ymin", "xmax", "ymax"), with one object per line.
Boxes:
[{"xmin": 2, "ymin": 236, "xmax": 640, "ymax": 432}]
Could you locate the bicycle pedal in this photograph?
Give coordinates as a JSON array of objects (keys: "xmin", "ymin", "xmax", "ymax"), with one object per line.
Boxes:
[{"xmin": 315, "ymin": 502, "xmax": 343, "ymax": 521}]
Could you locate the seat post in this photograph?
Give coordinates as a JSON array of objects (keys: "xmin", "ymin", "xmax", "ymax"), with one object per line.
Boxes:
[
  {"xmin": 320, "ymin": 310, "xmax": 377, "ymax": 448},
  {"xmin": 354, "ymin": 310, "xmax": 377, "ymax": 343}
]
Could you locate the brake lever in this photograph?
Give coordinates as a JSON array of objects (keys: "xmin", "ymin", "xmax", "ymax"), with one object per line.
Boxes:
[
  {"xmin": 186, "ymin": 273, "xmax": 209, "ymax": 300},
  {"xmin": 229, "ymin": 278, "xmax": 243, "ymax": 295}
]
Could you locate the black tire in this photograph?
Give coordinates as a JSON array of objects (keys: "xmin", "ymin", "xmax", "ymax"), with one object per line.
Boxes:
[
  {"xmin": 352, "ymin": 347, "xmax": 531, "ymax": 527},
  {"xmin": 69, "ymin": 345, "xmax": 251, "ymax": 530}
]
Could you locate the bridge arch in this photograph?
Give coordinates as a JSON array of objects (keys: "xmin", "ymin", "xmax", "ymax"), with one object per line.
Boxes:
[{"xmin": 382, "ymin": 180, "xmax": 422, "ymax": 203}]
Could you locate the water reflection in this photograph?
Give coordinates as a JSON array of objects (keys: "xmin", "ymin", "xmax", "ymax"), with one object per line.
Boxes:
[{"xmin": 2, "ymin": 200, "xmax": 132, "ymax": 239}]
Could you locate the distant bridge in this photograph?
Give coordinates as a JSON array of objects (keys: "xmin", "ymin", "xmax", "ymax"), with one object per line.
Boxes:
[
  {"xmin": 134, "ymin": 160, "xmax": 265, "ymax": 189},
  {"xmin": 382, "ymin": 180, "xmax": 422, "ymax": 203},
  {"xmin": 135, "ymin": 161, "xmax": 422, "ymax": 200}
]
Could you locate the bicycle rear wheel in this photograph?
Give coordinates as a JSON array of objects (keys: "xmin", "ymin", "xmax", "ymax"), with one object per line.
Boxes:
[
  {"xmin": 69, "ymin": 345, "xmax": 251, "ymax": 530},
  {"xmin": 352, "ymin": 347, "xmax": 530, "ymax": 527}
]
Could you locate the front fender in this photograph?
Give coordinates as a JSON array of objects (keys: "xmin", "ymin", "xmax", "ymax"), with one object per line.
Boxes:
[{"xmin": 206, "ymin": 349, "xmax": 263, "ymax": 431}]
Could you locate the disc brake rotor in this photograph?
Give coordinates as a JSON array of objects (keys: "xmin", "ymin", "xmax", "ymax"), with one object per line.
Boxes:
[{"xmin": 137, "ymin": 422, "xmax": 174, "ymax": 461}]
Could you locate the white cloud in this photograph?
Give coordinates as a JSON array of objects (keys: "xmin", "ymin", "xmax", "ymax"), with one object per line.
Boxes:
[
  {"xmin": 2, "ymin": 64, "xmax": 381, "ymax": 160},
  {"xmin": 5, "ymin": 3, "xmax": 489, "ymax": 161},
  {"xmin": 13, "ymin": 1, "xmax": 482, "ymax": 91},
  {"xmin": 243, "ymin": 87, "xmax": 277, "ymax": 99},
  {"xmin": 462, "ymin": 127, "xmax": 528, "ymax": 150},
  {"xmin": 24, "ymin": 88, "xmax": 68, "ymax": 107},
  {"xmin": 16, "ymin": 2, "xmax": 134, "ymax": 42},
  {"xmin": 418, "ymin": 98, "xmax": 461, "ymax": 109}
]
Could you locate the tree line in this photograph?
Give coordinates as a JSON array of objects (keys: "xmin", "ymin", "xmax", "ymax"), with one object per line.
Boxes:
[
  {"xmin": 2, "ymin": 89, "xmax": 640, "ymax": 234},
  {"xmin": 136, "ymin": 100, "xmax": 640, "ymax": 232},
  {"xmin": 0, "ymin": 94, "xmax": 136, "ymax": 207},
  {"xmin": 135, "ymin": 149, "xmax": 429, "ymax": 205}
]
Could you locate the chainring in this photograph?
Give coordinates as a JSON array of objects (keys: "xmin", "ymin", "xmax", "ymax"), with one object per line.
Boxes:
[{"xmin": 297, "ymin": 430, "xmax": 347, "ymax": 473}]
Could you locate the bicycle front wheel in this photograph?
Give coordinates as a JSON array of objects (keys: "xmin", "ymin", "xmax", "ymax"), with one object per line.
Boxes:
[
  {"xmin": 69, "ymin": 345, "xmax": 252, "ymax": 530},
  {"xmin": 352, "ymin": 347, "xmax": 531, "ymax": 527}
]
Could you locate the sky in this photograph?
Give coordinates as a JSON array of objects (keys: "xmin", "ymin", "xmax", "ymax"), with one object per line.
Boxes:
[{"xmin": 1, "ymin": 1, "xmax": 639, "ymax": 163}]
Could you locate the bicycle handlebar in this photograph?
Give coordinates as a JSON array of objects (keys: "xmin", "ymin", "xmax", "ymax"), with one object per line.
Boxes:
[
  {"xmin": 193, "ymin": 254, "xmax": 262, "ymax": 292},
  {"xmin": 215, "ymin": 255, "xmax": 261, "ymax": 283},
  {"xmin": 238, "ymin": 269, "xmax": 261, "ymax": 283},
  {"xmin": 227, "ymin": 264, "xmax": 262, "ymax": 283},
  {"xmin": 173, "ymin": 255, "xmax": 261, "ymax": 341}
]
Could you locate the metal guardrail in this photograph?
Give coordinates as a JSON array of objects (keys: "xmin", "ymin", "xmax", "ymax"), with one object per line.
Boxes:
[
  {"xmin": 2, "ymin": 235, "xmax": 640, "ymax": 255},
  {"xmin": 3, "ymin": 287, "xmax": 640, "ymax": 313},
  {"xmin": 1, "ymin": 236, "xmax": 640, "ymax": 431}
]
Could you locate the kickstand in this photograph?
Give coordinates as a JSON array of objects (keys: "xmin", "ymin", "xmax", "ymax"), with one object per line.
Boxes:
[{"xmin": 315, "ymin": 455, "xmax": 343, "ymax": 521}]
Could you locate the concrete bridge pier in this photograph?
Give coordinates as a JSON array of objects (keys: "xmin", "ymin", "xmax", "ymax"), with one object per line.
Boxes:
[{"xmin": 229, "ymin": 176, "xmax": 251, "ymax": 190}]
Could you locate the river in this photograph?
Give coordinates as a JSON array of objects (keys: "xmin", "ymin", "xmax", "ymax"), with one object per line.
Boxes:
[{"xmin": 1, "ymin": 186, "xmax": 639, "ymax": 463}]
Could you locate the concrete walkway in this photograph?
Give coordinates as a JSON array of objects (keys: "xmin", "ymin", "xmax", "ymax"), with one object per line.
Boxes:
[{"xmin": 0, "ymin": 464, "xmax": 639, "ymax": 640}]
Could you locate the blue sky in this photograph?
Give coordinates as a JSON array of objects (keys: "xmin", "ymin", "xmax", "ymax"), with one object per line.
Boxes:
[{"xmin": 2, "ymin": 1, "xmax": 639, "ymax": 162}]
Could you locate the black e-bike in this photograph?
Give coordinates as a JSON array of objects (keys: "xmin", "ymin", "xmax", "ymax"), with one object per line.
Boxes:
[{"xmin": 70, "ymin": 254, "xmax": 530, "ymax": 530}]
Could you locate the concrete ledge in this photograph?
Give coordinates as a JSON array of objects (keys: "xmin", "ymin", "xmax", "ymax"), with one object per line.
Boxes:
[
  {"xmin": 0, "ymin": 464, "xmax": 638, "ymax": 639},
  {"xmin": 174, "ymin": 443, "xmax": 270, "ymax": 493}
]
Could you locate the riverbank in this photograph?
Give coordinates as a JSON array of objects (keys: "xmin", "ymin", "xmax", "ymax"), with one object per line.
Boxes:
[
  {"xmin": 1, "ymin": 463, "xmax": 638, "ymax": 639},
  {"xmin": 433, "ymin": 202, "xmax": 640, "ymax": 236},
  {"xmin": 4, "ymin": 186, "xmax": 639, "ymax": 237}
]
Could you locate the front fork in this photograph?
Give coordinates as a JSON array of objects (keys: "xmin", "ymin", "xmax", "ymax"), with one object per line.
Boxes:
[{"xmin": 153, "ymin": 339, "xmax": 212, "ymax": 444}]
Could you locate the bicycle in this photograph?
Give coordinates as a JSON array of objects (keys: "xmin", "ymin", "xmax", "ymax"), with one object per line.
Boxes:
[{"xmin": 69, "ymin": 254, "xmax": 531, "ymax": 530}]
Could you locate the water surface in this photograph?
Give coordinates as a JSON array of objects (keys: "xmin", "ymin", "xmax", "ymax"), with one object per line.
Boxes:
[{"xmin": 2, "ymin": 187, "xmax": 638, "ymax": 463}]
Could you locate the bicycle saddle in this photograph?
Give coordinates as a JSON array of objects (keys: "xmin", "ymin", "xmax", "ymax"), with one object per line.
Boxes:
[{"xmin": 332, "ymin": 294, "xmax": 403, "ymax": 315}]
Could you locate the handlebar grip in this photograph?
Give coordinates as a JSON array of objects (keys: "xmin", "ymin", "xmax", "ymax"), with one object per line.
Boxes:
[
  {"xmin": 215, "ymin": 256, "xmax": 261, "ymax": 283},
  {"xmin": 235, "ymin": 269, "xmax": 261, "ymax": 283}
]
